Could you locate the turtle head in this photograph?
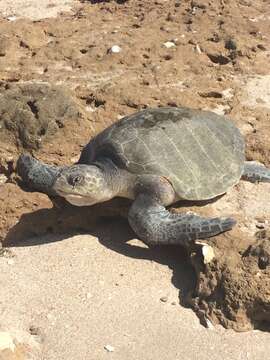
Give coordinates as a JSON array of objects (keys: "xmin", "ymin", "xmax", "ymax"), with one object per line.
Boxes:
[{"xmin": 53, "ymin": 164, "xmax": 113, "ymax": 206}]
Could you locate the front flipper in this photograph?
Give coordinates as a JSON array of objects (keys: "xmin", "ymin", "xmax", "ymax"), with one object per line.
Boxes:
[
  {"xmin": 128, "ymin": 194, "xmax": 236, "ymax": 248},
  {"xmin": 242, "ymin": 161, "xmax": 270, "ymax": 183},
  {"xmin": 17, "ymin": 154, "xmax": 64, "ymax": 196}
]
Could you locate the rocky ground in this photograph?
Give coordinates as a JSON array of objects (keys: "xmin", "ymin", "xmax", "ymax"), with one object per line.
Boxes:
[{"xmin": 0, "ymin": 0, "xmax": 270, "ymax": 359}]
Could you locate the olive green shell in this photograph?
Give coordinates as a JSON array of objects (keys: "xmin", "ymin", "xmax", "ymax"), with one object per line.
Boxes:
[{"xmin": 79, "ymin": 107, "xmax": 245, "ymax": 201}]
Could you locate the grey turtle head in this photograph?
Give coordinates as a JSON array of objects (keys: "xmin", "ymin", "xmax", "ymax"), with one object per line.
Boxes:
[{"xmin": 53, "ymin": 164, "xmax": 113, "ymax": 206}]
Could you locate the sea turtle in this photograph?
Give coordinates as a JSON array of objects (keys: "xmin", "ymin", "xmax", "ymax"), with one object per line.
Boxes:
[{"xmin": 17, "ymin": 107, "xmax": 270, "ymax": 248}]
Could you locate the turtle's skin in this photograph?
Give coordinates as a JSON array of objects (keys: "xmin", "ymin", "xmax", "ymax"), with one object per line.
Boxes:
[{"xmin": 17, "ymin": 107, "xmax": 270, "ymax": 248}]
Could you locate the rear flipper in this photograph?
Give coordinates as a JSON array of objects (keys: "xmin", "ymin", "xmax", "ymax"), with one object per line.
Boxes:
[
  {"xmin": 17, "ymin": 154, "xmax": 64, "ymax": 196},
  {"xmin": 242, "ymin": 161, "xmax": 270, "ymax": 183}
]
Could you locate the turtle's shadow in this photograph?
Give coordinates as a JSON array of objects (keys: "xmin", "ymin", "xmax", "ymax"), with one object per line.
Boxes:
[{"xmin": 5, "ymin": 204, "xmax": 196, "ymax": 307}]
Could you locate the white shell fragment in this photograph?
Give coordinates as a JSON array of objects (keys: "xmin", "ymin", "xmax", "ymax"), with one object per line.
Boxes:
[
  {"xmin": 163, "ymin": 41, "xmax": 176, "ymax": 49},
  {"xmin": 104, "ymin": 344, "xmax": 115, "ymax": 352},
  {"xmin": 109, "ymin": 45, "xmax": 122, "ymax": 53},
  {"xmin": 195, "ymin": 241, "xmax": 215, "ymax": 264}
]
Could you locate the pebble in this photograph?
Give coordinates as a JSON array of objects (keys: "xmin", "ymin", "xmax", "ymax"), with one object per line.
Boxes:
[
  {"xmin": 70, "ymin": 155, "xmax": 80, "ymax": 163},
  {"xmin": 163, "ymin": 41, "xmax": 176, "ymax": 49},
  {"xmin": 225, "ymin": 38, "xmax": 237, "ymax": 50},
  {"xmin": 256, "ymin": 223, "xmax": 265, "ymax": 229},
  {"xmin": 195, "ymin": 44, "xmax": 202, "ymax": 53},
  {"xmin": 239, "ymin": 122, "xmax": 255, "ymax": 136},
  {"xmin": 222, "ymin": 88, "xmax": 234, "ymax": 99},
  {"xmin": 109, "ymin": 45, "xmax": 122, "ymax": 54},
  {"xmin": 5, "ymin": 155, "xmax": 14, "ymax": 162},
  {"xmin": 166, "ymin": 13, "xmax": 175, "ymax": 22},
  {"xmin": 257, "ymin": 44, "xmax": 266, "ymax": 51},
  {"xmin": 29, "ymin": 326, "xmax": 41, "ymax": 337},
  {"xmin": 211, "ymin": 104, "xmax": 230, "ymax": 115},
  {"xmin": 160, "ymin": 296, "xmax": 168, "ymax": 303},
  {"xmin": 0, "ymin": 248, "xmax": 8, "ymax": 258},
  {"xmin": 7, "ymin": 259, "xmax": 15, "ymax": 265},
  {"xmin": 160, "ymin": 26, "xmax": 171, "ymax": 32},
  {"xmin": 205, "ymin": 318, "xmax": 214, "ymax": 329},
  {"xmin": 0, "ymin": 332, "xmax": 15, "ymax": 352},
  {"xmin": 104, "ymin": 345, "xmax": 114, "ymax": 352},
  {"xmin": 85, "ymin": 105, "xmax": 96, "ymax": 112},
  {"xmin": 7, "ymin": 16, "xmax": 17, "ymax": 22},
  {"xmin": 0, "ymin": 174, "xmax": 7, "ymax": 185},
  {"xmin": 202, "ymin": 244, "xmax": 215, "ymax": 264}
]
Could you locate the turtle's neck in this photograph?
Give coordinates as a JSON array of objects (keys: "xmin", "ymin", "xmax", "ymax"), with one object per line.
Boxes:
[{"xmin": 93, "ymin": 157, "xmax": 137, "ymax": 200}]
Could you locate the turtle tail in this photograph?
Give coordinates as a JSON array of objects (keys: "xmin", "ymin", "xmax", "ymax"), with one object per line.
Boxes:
[{"xmin": 17, "ymin": 154, "xmax": 63, "ymax": 196}]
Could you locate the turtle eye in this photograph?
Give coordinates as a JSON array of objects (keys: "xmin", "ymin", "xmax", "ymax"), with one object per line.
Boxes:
[{"xmin": 68, "ymin": 175, "xmax": 82, "ymax": 187}]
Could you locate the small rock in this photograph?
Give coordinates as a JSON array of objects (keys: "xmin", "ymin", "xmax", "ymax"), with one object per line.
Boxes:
[
  {"xmin": 202, "ymin": 244, "xmax": 215, "ymax": 264},
  {"xmin": 0, "ymin": 248, "xmax": 14, "ymax": 258},
  {"xmin": 205, "ymin": 318, "xmax": 214, "ymax": 329},
  {"xmin": 0, "ymin": 332, "xmax": 15, "ymax": 352},
  {"xmin": 239, "ymin": 122, "xmax": 255, "ymax": 136},
  {"xmin": 199, "ymin": 91, "xmax": 222, "ymax": 99},
  {"xmin": 195, "ymin": 44, "xmax": 202, "ymax": 53},
  {"xmin": 163, "ymin": 54, "xmax": 173, "ymax": 60},
  {"xmin": 166, "ymin": 13, "xmax": 175, "ymax": 22},
  {"xmin": 225, "ymin": 38, "xmax": 237, "ymax": 50},
  {"xmin": 4, "ymin": 155, "xmax": 14, "ymax": 163},
  {"xmin": 163, "ymin": 41, "xmax": 176, "ymax": 49},
  {"xmin": 211, "ymin": 104, "xmax": 230, "ymax": 115},
  {"xmin": 70, "ymin": 155, "xmax": 80, "ymax": 163},
  {"xmin": 160, "ymin": 26, "xmax": 171, "ymax": 32},
  {"xmin": 222, "ymin": 88, "xmax": 234, "ymax": 99},
  {"xmin": 104, "ymin": 345, "xmax": 114, "ymax": 352},
  {"xmin": 109, "ymin": 45, "xmax": 122, "ymax": 54},
  {"xmin": 208, "ymin": 32, "xmax": 220, "ymax": 43},
  {"xmin": 172, "ymin": 38, "xmax": 179, "ymax": 45},
  {"xmin": 257, "ymin": 44, "xmax": 267, "ymax": 51},
  {"xmin": 0, "ymin": 174, "xmax": 7, "ymax": 185},
  {"xmin": 160, "ymin": 296, "xmax": 168, "ymax": 303},
  {"xmin": 256, "ymin": 223, "xmax": 265, "ymax": 229},
  {"xmin": 207, "ymin": 53, "xmax": 231, "ymax": 65},
  {"xmin": 7, "ymin": 16, "xmax": 17, "ymax": 21},
  {"xmin": 85, "ymin": 105, "xmax": 96, "ymax": 113},
  {"xmin": 7, "ymin": 259, "xmax": 15, "ymax": 265},
  {"xmin": 29, "ymin": 326, "xmax": 41, "ymax": 337},
  {"xmin": 195, "ymin": 241, "xmax": 215, "ymax": 264}
]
